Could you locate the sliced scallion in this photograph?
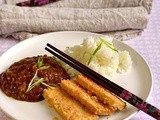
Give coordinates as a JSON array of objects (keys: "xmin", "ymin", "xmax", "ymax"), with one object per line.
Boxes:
[
  {"xmin": 27, "ymin": 78, "xmax": 44, "ymax": 92},
  {"xmin": 27, "ymin": 78, "xmax": 52, "ymax": 92},
  {"xmin": 87, "ymin": 42, "xmax": 102, "ymax": 65},
  {"xmin": 37, "ymin": 57, "xmax": 43, "ymax": 68},
  {"xmin": 41, "ymin": 82, "xmax": 53, "ymax": 88},
  {"xmin": 38, "ymin": 66, "xmax": 50, "ymax": 70},
  {"xmin": 66, "ymin": 46, "xmax": 70, "ymax": 49},
  {"xmin": 99, "ymin": 37, "xmax": 118, "ymax": 52},
  {"xmin": 26, "ymin": 58, "xmax": 50, "ymax": 92},
  {"xmin": 26, "ymin": 70, "xmax": 38, "ymax": 92}
]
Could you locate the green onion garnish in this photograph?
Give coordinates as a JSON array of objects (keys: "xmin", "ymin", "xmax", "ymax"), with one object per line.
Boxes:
[
  {"xmin": 27, "ymin": 78, "xmax": 44, "ymax": 92},
  {"xmin": 37, "ymin": 57, "xmax": 43, "ymax": 68},
  {"xmin": 66, "ymin": 46, "xmax": 70, "ymax": 49},
  {"xmin": 38, "ymin": 66, "xmax": 50, "ymax": 70},
  {"xmin": 99, "ymin": 37, "xmax": 118, "ymax": 52},
  {"xmin": 26, "ymin": 57, "xmax": 51, "ymax": 92},
  {"xmin": 52, "ymin": 56, "xmax": 57, "ymax": 60},
  {"xmin": 27, "ymin": 78, "xmax": 52, "ymax": 92},
  {"xmin": 87, "ymin": 42, "xmax": 102, "ymax": 65},
  {"xmin": 26, "ymin": 70, "xmax": 38, "ymax": 92},
  {"xmin": 41, "ymin": 82, "xmax": 53, "ymax": 88}
]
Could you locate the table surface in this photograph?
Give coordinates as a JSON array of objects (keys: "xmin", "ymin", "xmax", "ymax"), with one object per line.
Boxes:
[{"xmin": 0, "ymin": 0, "xmax": 160, "ymax": 120}]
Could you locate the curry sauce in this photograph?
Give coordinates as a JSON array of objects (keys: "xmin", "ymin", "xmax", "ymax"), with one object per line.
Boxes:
[{"xmin": 0, "ymin": 55, "xmax": 70, "ymax": 102}]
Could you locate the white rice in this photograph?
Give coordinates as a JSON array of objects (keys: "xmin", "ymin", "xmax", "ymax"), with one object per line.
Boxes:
[{"xmin": 62, "ymin": 36, "xmax": 132, "ymax": 78}]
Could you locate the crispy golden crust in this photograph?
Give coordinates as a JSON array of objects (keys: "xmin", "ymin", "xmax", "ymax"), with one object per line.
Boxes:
[
  {"xmin": 76, "ymin": 75, "xmax": 126, "ymax": 110},
  {"xmin": 43, "ymin": 87, "xmax": 98, "ymax": 120},
  {"xmin": 60, "ymin": 80, "xmax": 115, "ymax": 115}
]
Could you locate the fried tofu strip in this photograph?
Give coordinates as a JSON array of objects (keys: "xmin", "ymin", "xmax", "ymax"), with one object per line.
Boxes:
[
  {"xmin": 76, "ymin": 75, "xmax": 126, "ymax": 110},
  {"xmin": 43, "ymin": 87, "xmax": 98, "ymax": 120},
  {"xmin": 60, "ymin": 80, "xmax": 115, "ymax": 115}
]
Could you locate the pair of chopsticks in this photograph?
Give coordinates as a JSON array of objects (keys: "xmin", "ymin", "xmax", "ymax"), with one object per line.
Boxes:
[
  {"xmin": 45, "ymin": 43, "xmax": 160, "ymax": 120},
  {"xmin": 16, "ymin": 0, "xmax": 60, "ymax": 7}
]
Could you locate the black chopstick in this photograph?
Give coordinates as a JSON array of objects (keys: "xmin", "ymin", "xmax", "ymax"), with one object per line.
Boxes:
[
  {"xmin": 16, "ymin": 0, "xmax": 60, "ymax": 7},
  {"xmin": 45, "ymin": 43, "xmax": 160, "ymax": 120}
]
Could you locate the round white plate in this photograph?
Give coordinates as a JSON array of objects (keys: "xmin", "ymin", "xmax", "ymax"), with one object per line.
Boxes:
[{"xmin": 0, "ymin": 31, "xmax": 152, "ymax": 120}]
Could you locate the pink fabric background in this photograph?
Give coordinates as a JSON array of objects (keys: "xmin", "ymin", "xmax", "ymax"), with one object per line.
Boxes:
[{"xmin": 0, "ymin": 0, "xmax": 159, "ymax": 119}]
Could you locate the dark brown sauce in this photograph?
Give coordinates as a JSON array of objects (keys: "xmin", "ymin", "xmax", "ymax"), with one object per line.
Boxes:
[{"xmin": 0, "ymin": 55, "xmax": 70, "ymax": 102}]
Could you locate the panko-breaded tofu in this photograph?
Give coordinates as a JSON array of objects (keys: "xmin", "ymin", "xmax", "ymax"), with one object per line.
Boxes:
[
  {"xmin": 60, "ymin": 80, "xmax": 115, "ymax": 115},
  {"xmin": 76, "ymin": 75, "xmax": 126, "ymax": 110},
  {"xmin": 43, "ymin": 87, "xmax": 98, "ymax": 120}
]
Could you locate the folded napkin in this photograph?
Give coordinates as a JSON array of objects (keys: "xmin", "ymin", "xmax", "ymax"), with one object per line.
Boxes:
[
  {"xmin": 0, "ymin": 0, "xmax": 152, "ymax": 40},
  {"xmin": 3, "ymin": 0, "xmax": 152, "ymax": 12}
]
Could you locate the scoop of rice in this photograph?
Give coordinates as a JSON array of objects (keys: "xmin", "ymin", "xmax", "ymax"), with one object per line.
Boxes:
[{"xmin": 62, "ymin": 36, "xmax": 132, "ymax": 78}]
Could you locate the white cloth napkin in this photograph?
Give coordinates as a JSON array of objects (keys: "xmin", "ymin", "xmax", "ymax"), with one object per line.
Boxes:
[{"xmin": 0, "ymin": 0, "xmax": 152, "ymax": 40}]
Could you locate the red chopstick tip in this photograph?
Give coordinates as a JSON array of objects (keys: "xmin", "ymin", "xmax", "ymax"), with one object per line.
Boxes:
[{"xmin": 16, "ymin": 0, "xmax": 61, "ymax": 7}]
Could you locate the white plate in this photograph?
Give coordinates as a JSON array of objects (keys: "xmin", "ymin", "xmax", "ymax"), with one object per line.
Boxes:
[{"xmin": 0, "ymin": 31, "xmax": 152, "ymax": 120}]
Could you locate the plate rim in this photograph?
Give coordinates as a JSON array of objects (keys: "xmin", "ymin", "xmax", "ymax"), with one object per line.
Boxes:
[{"xmin": 0, "ymin": 31, "xmax": 153, "ymax": 120}]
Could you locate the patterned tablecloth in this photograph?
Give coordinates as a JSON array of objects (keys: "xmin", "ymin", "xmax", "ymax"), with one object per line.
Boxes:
[{"xmin": 0, "ymin": 0, "xmax": 160, "ymax": 120}]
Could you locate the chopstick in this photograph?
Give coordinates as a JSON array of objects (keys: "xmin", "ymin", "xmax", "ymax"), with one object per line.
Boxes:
[
  {"xmin": 16, "ymin": 0, "xmax": 60, "ymax": 7},
  {"xmin": 45, "ymin": 43, "xmax": 160, "ymax": 120}
]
